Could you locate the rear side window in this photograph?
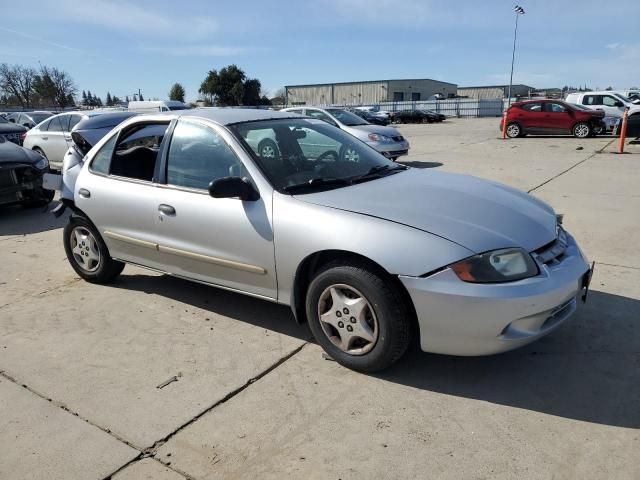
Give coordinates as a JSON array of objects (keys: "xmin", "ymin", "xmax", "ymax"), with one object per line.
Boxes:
[
  {"xmin": 521, "ymin": 103, "xmax": 542, "ymax": 112},
  {"xmin": 166, "ymin": 121, "xmax": 244, "ymax": 190},
  {"xmin": 583, "ymin": 95, "xmax": 601, "ymax": 106},
  {"xmin": 90, "ymin": 135, "xmax": 117, "ymax": 174},
  {"xmin": 68, "ymin": 115, "xmax": 83, "ymax": 131},
  {"xmin": 47, "ymin": 116, "xmax": 64, "ymax": 132},
  {"xmin": 110, "ymin": 123, "xmax": 169, "ymax": 181}
]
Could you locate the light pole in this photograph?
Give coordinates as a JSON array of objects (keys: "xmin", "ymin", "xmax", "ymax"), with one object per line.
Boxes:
[{"xmin": 507, "ymin": 5, "xmax": 525, "ymax": 106}]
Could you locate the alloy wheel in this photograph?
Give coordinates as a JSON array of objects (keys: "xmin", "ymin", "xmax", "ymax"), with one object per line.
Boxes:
[
  {"xmin": 574, "ymin": 124, "xmax": 590, "ymax": 138},
  {"xmin": 506, "ymin": 124, "xmax": 520, "ymax": 138},
  {"xmin": 261, "ymin": 144, "xmax": 276, "ymax": 158},
  {"xmin": 317, "ymin": 284, "xmax": 378, "ymax": 355},
  {"xmin": 70, "ymin": 226, "xmax": 101, "ymax": 272}
]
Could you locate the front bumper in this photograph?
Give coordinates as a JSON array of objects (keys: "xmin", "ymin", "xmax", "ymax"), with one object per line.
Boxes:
[
  {"xmin": 367, "ymin": 140, "xmax": 410, "ymax": 158},
  {"xmin": 400, "ymin": 232, "xmax": 590, "ymax": 356},
  {"xmin": 0, "ymin": 164, "xmax": 47, "ymax": 206}
]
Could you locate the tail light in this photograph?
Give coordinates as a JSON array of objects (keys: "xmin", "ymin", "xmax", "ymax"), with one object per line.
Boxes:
[{"xmin": 20, "ymin": 132, "xmax": 26, "ymax": 140}]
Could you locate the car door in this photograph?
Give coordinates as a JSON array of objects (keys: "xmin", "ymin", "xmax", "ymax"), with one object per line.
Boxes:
[
  {"xmin": 154, "ymin": 119, "xmax": 277, "ymax": 299},
  {"xmin": 518, "ymin": 102, "xmax": 545, "ymax": 131},
  {"xmin": 42, "ymin": 115, "xmax": 71, "ymax": 167},
  {"xmin": 543, "ymin": 102, "xmax": 572, "ymax": 134},
  {"xmin": 75, "ymin": 121, "xmax": 171, "ymax": 270},
  {"xmin": 601, "ymin": 95, "xmax": 625, "ymax": 117}
]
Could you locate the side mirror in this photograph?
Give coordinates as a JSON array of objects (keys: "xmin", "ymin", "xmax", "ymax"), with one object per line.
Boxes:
[
  {"xmin": 209, "ymin": 176, "xmax": 259, "ymax": 201},
  {"xmin": 614, "ymin": 101, "xmax": 624, "ymax": 107},
  {"xmin": 22, "ymin": 123, "xmax": 30, "ymax": 128}
]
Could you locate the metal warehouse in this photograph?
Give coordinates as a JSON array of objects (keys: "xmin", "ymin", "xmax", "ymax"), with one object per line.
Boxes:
[
  {"xmin": 458, "ymin": 84, "xmax": 534, "ymax": 100},
  {"xmin": 285, "ymin": 79, "xmax": 458, "ymax": 106}
]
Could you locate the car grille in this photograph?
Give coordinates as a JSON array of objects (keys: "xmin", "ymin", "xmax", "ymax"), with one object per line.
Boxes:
[
  {"xmin": 534, "ymin": 228, "xmax": 568, "ymax": 265},
  {"xmin": 1, "ymin": 132, "xmax": 22, "ymax": 144},
  {"xmin": 0, "ymin": 169, "xmax": 18, "ymax": 188},
  {"xmin": 392, "ymin": 135, "xmax": 405, "ymax": 142}
]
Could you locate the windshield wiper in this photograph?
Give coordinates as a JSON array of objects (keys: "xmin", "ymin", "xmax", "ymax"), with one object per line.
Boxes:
[
  {"xmin": 283, "ymin": 177, "xmax": 352, "ymax": 193},
  {"xmin": 349, "ymin": 164, "xmax": 407, "ymax": 183}
]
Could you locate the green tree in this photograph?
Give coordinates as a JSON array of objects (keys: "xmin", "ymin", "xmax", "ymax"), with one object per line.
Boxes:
[
  {"xmin": 106, "ymin": 92, "xmax": 112, "ymax": 106},
  {"xmin": 81, "ymin": 90, "xmax": 87, "ymax": 105},
  {"xmin": 168, "ymin": 83, "xmax": 186, "ymax": 102},
  {"xmin": 139, "ymin": 92, "xmax": 144, "ymax": 101}
]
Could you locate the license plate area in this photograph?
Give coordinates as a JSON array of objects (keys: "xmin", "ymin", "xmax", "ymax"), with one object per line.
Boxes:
[{"xmin": 43, "ymin": 172, "xmax": 62, "ymax": 191}]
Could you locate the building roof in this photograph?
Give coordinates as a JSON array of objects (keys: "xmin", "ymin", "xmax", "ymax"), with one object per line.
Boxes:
[
  {"xmin": 286, "ymin": 78, "xmax": 457, "ymax": 88},
  {"xmin": 459, "ymin": 84, "xmax": 534, "ymax": 90}
]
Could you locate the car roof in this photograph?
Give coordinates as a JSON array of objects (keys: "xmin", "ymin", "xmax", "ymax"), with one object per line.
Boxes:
[{"xmin": 157, "ymin": 108, "xmax": 303, "ymax": 125}]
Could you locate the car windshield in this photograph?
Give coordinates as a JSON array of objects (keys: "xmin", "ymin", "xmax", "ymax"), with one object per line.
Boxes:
[
  {"xmin": 168, "ymin": 105, "xmax": 189, "ymax": 111},
  {"xmin": 571, "ymin": 104, "xmax": 592, "ymax": 111},
  {"xmin": 232, "ymin": 118, "xmax": 405, "ymax": 193},
  {"xmin": 30, "ymin": 113, "xmax": 53, "ymax": 123},
  {"xmin": 324, "ymin": 109, "xmax": 369, "ymax": 126},
  {"xmin": 613, "ymin": 93, "xmax": 631, "ymax": 103}
]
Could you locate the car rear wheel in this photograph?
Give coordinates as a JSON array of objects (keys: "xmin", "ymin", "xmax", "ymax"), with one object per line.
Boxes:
[
  {"xmin": 63, "ymin": 216, "xmax": 124, "ymax": 283},
  {"xmin": 305, "ymin": 261, "xmax": 412, "ymax": 372},
  {"xmin": 506, "ymin": 122, "xmax": 522, "ymax": 138},
  {"xmin": 592, "ymin": 123, "xmax": 606, "ymax": 135},
  {"xmin": 573, "ymin": 122, "xmax": 591, "ymax": 138}
]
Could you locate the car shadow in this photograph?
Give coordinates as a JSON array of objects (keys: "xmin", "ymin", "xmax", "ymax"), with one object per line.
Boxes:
[
  {"xmin": 399, "ymin": 161, "xmax": 443, "ymax": 169},
  {"xmin": 0, "ymin": 200, "xmax": 67, "ymax": 237},
  {"xmin": 110, "ymin": 273, "xmax": 312, "ymax": 342},
  {"xmin": 376, "ymin": 289, "xmax": 640, "ymax": 429},
  {"xmin": 108, "ymin": 273, "xmax": 638, "ymax": 428}
]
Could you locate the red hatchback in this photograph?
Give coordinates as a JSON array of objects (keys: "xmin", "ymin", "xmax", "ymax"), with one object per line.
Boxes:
[{"xmin": 500, "ymin": 99, "xmax": 606, "ymax": 138}]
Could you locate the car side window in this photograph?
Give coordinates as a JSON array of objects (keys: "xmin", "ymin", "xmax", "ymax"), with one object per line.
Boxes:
[
  {"xmin": 90, "ymin": 135, "xmax": 117, "ymax": 174},
  {"xmin": 545, "ymin": 103, "xmax": 566, "ymax": 113},
  {"xmin": 583, "ymin": 95, "xmax": 601, "ymax": 106},
  {"xmin": 68, "ymin": 115, "xmax": 83, "ymax": 131},
  {"xmin": 47, "ymin": 116, "xmax": 64, "ymax": 132},
  {"xmin": 58, "ymin": 115, "xmax": 71, "ymax": 132},
  {"xmin": 522, "ymin": 103, "xmax": 542, "ymax": 112},
  {"xmin": 288, "ymin": 109, "xmax": 303, "ymax": 114},
  {"xmin": 602, "ymin": 96, "xmax": 620, "ymax": 107},
  {"xmin": 39, "ymin": 119, "xmax": 51, "ymax": 131},
  {"xmin": 109, "ymin": 123, "xmax": 169, "ymax": 181},
  {"xmin": 166, "ymin": 121, "xmax": 245, "ymax": 191},
  {"xmin": 305, "ymin": 109, "xmax": 337, "ymax": 126}
]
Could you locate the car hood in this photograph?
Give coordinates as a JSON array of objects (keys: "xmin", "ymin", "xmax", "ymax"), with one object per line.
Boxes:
[
  {"xmin": 296, "ymin": 169, "xmax": 557, "ymax": 253},
  {"xmin": 0, "ymin": 140, "xmax": 41, "ymax": 165},
  {"xmin": 0, "ymin": 123, "xmax": 27, "ymax": 134},
  {"xmin": 343, "ymin": 124, "xmax": 403, "ymax": 139}
]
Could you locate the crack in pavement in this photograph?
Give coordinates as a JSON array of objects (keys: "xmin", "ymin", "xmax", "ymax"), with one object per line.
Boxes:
[
  {"xmin": 527, "ymin": 139, "xmax": 616, "ymax": 193},
  {"xmin": 596, "ymin": 262, "xmax": 640, "ymax": 271},
  {"xmin": 0, "ymin": 341, "xmax": 308, "ymax": 480},
  {"xmin": 0, "ymin": 277, "xmax": 82, "ymax": 312}
]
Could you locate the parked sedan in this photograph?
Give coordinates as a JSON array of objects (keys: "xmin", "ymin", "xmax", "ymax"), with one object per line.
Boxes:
[
  {"xmin": 349, "ymin": 109, "xmax": 390, "ymax": 126},
  {"xmin": 0, "ymin": 115, "xmax": 27, "ymax": 145},
  {"xmin": 24, "ymin": 110, "xmax": 119, "ymax": 171},
  {"xmin": 282, "ymin": 107, "xmax": 409, "ymax": 160},
  {"xmin": 55, "ymin": 109, "xmax": 591, "ymax": 372},
  {"xmin": 392, "ymin": 109, "xmax": 445, "ymax": 124},
  {"xmin": 0, "ymin": 135, "xmax": 53, "ymax": 207},
  {"xmin": 501, "ymin": 100, "xmax": 606, "ymax": 138},
  {"xmin": 6, "ymin": 111, "xmax": 53, "ymax": 129}
]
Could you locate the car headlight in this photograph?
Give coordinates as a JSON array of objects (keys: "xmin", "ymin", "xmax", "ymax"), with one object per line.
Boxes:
[
  {"xmin": 450, "ymin": 248, "xmax": 539, "ymax": 283},
  {"xmin": 368, "ymin": 133, "xmax": 394, "ymax": 143},
  {"xmin": 35, "ymin": 156, "xmax": 49, "ymax": 170}
]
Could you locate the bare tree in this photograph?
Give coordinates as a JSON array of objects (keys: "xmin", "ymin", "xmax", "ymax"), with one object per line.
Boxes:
[{"xmin": 0, "ymin": 64, "xmax": 37, "ymax": 107}]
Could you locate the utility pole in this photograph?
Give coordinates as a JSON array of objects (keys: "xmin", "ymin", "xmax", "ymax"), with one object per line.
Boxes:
[{"xmin": 507, "ymin": 5, "xmax": 525, "ymax": 106}]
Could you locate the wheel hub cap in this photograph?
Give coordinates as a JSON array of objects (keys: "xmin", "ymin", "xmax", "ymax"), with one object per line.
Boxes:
[
  {"xmin": 317, "ymin": 284, "xmax": 378, "ymax": 355},
  {"xmin": 70, "ymin": 226, "xmax": 101, "ymax": 272}
]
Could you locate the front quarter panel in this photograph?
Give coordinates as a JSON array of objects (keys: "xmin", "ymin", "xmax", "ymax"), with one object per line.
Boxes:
[{"xmin": 273, "ymin": 193, "xmax": 474, "ymax": 304}]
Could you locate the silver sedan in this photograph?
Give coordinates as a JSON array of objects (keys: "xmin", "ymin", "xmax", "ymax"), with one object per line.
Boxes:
[
  {"xmin": 282, "ymin": 106, "xmax": 409, "ymax": 160},
  {"xmin": 55, "ymin": 109, "xmax": 591, "ymax": 372}
]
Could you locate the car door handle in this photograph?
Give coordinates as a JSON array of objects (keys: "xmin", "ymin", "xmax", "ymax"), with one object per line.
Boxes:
[
  {"xmin": 78, "ymin": 188, "xmax": 91, "ymax": 198},
  {"xmin": 42, "ymin": 136, "xmax": 48, "ymax": 140},
  {"xmin": 158, "ymin": 204, "xmax": 176, "ymax": 216}
]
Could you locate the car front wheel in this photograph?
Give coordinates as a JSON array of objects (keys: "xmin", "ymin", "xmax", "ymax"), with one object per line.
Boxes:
[
  {"xmin": 305, "ymin": 261, "xmax": 412, "ymax": 372},
  {"xmin": 506, "ymin": 122, "xmax": 522, "ymax": 138},
  {"xmin": 573, "ymin": 122, "xmax": 591, "ymax": 138},
  {"xmin": 63, "ymin": 216, "xmax": 124, "ymax": 283}
]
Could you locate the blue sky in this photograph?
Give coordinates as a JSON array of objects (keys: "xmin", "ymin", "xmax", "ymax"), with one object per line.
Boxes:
[{"xmin": 1, "ymin": 0, "xmax": 638, "ymax": 102}]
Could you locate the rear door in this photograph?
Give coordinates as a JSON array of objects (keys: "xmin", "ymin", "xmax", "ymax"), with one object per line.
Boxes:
[
  {"xmin": 41, "ymin": 115, "xmax": 69, "ymax": 169},
  {"xmin": 517, "ymin": 102, "xmax": 545, "ymax": 130},
  {"xmin": 75, "ymin": 121, "xmax": 171, "ymax": 269}
]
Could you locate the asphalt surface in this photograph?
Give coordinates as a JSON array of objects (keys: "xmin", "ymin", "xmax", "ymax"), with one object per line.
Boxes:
[{"xmin": 1, "ymin": 118, "xmax": 638, "ymax": 479}]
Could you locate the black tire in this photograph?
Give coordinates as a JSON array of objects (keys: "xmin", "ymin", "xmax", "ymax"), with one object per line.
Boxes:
[
  {"xmin": 572, "ymin": 122, "xmax": 591, "ymax": 138},
  {"xmin": 63, "ymin": 215, "xmax": 124, "ymax": 283},
  {"xmin": 257, "ymin": 139, "xmax": 279, "ymax": 160},
  {"xmin": 305, "ymin": 260, "xmax": 412, "ymax": 372},
  {"xmin": 505, "ymin": 122, "xmax": 522, "ymax": 138},
  {"xmin": 592, "ymin": 123, "xmax": 605, "ymax": 136}
]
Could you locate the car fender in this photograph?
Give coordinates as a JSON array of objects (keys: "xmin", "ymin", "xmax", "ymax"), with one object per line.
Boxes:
[{"xmin": 272, "ymin": 193, "xmax": 474, "ymax": 307}]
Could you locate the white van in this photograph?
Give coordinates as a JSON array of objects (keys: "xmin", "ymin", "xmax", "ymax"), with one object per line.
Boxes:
[{"xmin": 127, "ymin": 100, "xmax": 188, "ymax": 113}]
